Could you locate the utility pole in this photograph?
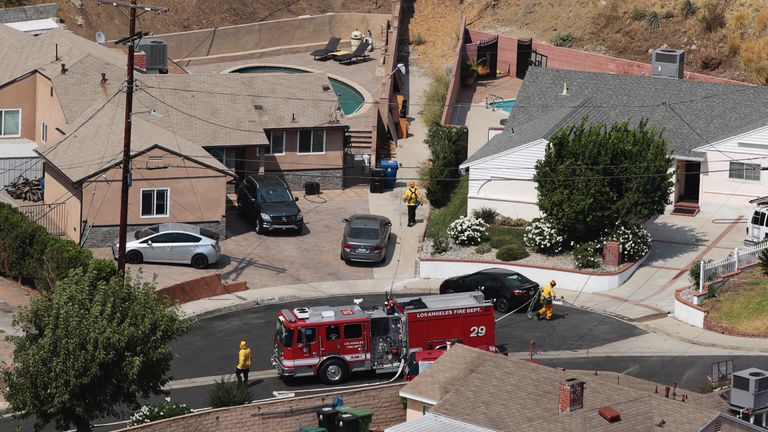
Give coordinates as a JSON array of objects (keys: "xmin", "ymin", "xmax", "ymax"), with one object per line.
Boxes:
[{"xmin": 97, "ymin": 0, "xmax": 168, "ymax": 272}]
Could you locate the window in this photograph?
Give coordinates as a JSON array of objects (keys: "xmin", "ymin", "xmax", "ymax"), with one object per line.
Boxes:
[
  {"xmin": 729, "ymin": 162, "xmax": 761, "ymax": 181},
  {"xmin": 300, "ymin": 327, "xmax": 317, "ymax": 344},
  {"xmin": 344, "ymin": 323, "xmax": 363, "ymax": 339},
  {"xmin": 165, "ymin": 233, "xmax": 201, "ymax": 243},
  {"xmin": 0, "ymin": 109, "xmax": 21, "ymax": 137},
  {"xmin": 41, "ymin": 122, "xmax": 48, "ymax": 143},
  {"xmin": 140, "ymin": 188, "xmax": 169, "ymax": 218},
  {"xmin": 267, "ymin": 130, "xmax": 285, "ymax": 155},
  {"xmin": 297, "ymin": 129, "xmax": 325, "ymax": 154},
  {"xmin": 209, "ymin": 148, "xmax": 226, "ymax": 165},
  {"xmin": 142, "ymin": 233, "xmax": 175, "ymax": 244},
  {"xmin": 326, "ymin": 325, "xmax": 341, "ymax": 341}
]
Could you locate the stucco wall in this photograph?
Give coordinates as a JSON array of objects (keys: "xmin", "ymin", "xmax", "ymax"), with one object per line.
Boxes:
[
  {"xmin": 125, "ymin": 383, "xmax": 406, "ymax": 432},
  {"xmin": 405, "ymin": 400, "xmax": 431, "ymax": 421},
  {"xmin": 262, "ymin": 127, "xmax": 346, "ymax": 171},
  {"xmin": 43, "ymin": 164, "xmax": 82, "ymax": 242},
  {"xmin": 0, "ymin": 73, "xmax": 37, "ymax": 141},
  {"xmin": 699, "ymin": 150, "xmax": 765, "ymax": 210},
  {"xmin": 149, "ymin": 13, "xmax": 390, "ymax": 64},
  {"xmin": 34, "ymin": 73, "xmax": 66, "ymax": 144},
  {"xmin": 80, "ymin": 148, "xmax": 229, "ymax": 227},
  {"xmin": 467, "ymin": 177, "xmax": 541, "ymax": 220},
  {"xmin": 673, "ymin": 290, "xmax": 706, "ymax": 328}
]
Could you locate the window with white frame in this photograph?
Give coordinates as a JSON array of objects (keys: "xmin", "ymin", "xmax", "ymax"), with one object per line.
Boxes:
[
  {"xmin": 0, "ymin": 109, "xmax": 21, "ymax": 137},
  {"xmin": 41, "ymin": 122, "xmax": 48, "ymax": 143},
  {"xmin": 267, "ymin": 130, "xmax": 285, "ymax": 155},
  {"xmin": 729, "ymin": 162, "xmax": 761, "ymax": 181},
  {"xmin": 297, "ymin": 129, "xmax": 325, "ymax": 154},
  {"xmin": 140, "ymin": 188, "xmax": 169, "ymax": 218}
]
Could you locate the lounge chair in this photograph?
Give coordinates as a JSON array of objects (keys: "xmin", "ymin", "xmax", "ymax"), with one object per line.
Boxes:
[
  {"xmin": 333, "ymin": 40, "xmax": 371, "ymax": 64},
  {"xmin": 310, "ymin": 37, "xmax": 341, "ymax": 60}
]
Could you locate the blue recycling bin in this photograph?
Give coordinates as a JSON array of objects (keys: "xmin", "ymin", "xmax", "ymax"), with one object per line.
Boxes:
[{"xmin": 378, "ymin": 159, "xmax": 399, "ymax": 189}]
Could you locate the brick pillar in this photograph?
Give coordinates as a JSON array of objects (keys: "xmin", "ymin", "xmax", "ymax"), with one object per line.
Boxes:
[
  {"xmin": 134, "ymin": 51, "xmax": 147, "ymax": 71},
  {"xmin": 559, "ymin": 378, "xmax": 585, "ymax": 413},
  {"xmin": 603, "ymin": 241, "xmax": 622, "ymax": 267}
]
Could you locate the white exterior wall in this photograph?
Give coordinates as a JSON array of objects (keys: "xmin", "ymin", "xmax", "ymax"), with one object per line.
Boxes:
[
  {"xmin": 465, "ymin": 140, "xmax": 546, "ymax": 220},
  {"xmin": 673, "ymin": 295, "xmax": 706, "ymax": 328},
  {"xmin": 699, "ymin": 150, "xmax": 768, "ymax": 212}
]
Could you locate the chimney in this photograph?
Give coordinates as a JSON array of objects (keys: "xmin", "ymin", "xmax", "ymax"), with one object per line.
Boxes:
[
  {"xmin": 559, "ymin": 378, "xmax": 585, "ymax": 413},
  {"xmin": 134, "ymin": 51, "xmax": 147, "ymax": 71}
]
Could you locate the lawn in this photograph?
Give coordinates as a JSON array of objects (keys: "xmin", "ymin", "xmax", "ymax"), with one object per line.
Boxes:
[
  {"xmin": 486, "ymin": 226, "xmax": 525, "ymax": 243},
  {"xmin": 705, "ymin": 272, "xmax": 768, "ymax": 335}
]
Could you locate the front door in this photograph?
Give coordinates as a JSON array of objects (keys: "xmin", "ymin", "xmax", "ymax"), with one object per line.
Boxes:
[{"xmin": 682, "ymin": 161, "xmax": 701, "ymax": 201}]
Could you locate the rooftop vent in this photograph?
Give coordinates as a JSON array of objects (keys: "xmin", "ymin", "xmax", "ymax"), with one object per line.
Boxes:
[
  {"xmin": 137, "ymin": 40, "xmax": 168, "ymax": 74},
  {"xmin": 598, "ymin": 407, "xmax": 621, "ymax": 423},
  {"xmin": 730, "ymin": 368, "xmax": 768, "ymax": 410},
  {"xmin": 254, "ymin": 104, "xmax": 263, "ymax": 111},
  {"xmin": 322, "ymin": 84, "xmax": 331, "ymax": 91},
  {"xmin": 652, "ymin": 48, "xmax": 685, "ymax": 79}
]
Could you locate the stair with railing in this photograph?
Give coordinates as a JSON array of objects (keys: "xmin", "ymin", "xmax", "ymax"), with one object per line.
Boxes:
[{"xmin": 347, "ymin": 129, "xmax": 374, "ymax": 151}]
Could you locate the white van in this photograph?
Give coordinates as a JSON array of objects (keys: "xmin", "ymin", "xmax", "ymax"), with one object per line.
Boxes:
[{"xmin": 746, "ymin": 205, "xmax": 768, "ymax": 244}]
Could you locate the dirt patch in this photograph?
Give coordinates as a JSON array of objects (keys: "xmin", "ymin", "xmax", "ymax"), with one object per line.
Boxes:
[
  {"xmin": 14, "ymin": 0, "xmax": 386, "ymax": 41},
  {"xmin": 704, "ymin": 266, "xmax": 768, "ymax": 336}
]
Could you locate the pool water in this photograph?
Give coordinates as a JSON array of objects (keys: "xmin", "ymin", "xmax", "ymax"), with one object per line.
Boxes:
[
  {"xmin": 491, "ymin": 99, "xmax": 517, "ymax": 113},
  {"xmin": 233, "ymin": 66, "xmax": 365, "ymax": 116}
]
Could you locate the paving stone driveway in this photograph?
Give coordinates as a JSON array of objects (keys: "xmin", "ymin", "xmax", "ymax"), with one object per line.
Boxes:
[{"xmin": 93, "ymin": 188, "xmax": 375, "ymax": 288}]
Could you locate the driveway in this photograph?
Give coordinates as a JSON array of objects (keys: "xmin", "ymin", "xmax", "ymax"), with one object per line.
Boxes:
[
  {"xmin": 93, "ymin": 188, "xmax": 382, "ymax": 288},
  {"xmin": 568, "ymin": 206, "xmax": 748, "ymax": 319}
]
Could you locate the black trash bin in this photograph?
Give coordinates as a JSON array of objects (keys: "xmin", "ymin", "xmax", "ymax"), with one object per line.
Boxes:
[
  {"xmin": 304, "ymin": 181, "xmax": 321, "ymax": 195},
  {"xmin": 317, "ymin": 407, "xmax": 339, "ymax": 432},
  {"xmin": 369, "ymin": 168, "xmax": 385, "ymax": 193},
  {"xmin": 335, "ymin": 414, "xmax": 360, "ymax": 432}
]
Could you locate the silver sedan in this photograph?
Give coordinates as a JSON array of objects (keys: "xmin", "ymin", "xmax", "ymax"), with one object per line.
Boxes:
[
  {"xmin": 340, "ymin": 215, "xmax": 392, "ymax": 263},
  {"xmin": 112, "ymin": 223, "xmax": 221, "ymax": 269}
]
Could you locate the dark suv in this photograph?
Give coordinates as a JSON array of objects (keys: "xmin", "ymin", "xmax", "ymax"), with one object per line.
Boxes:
[{"xmin": 237, "ymin": 175, "xmax": 303, "ymax": 234}]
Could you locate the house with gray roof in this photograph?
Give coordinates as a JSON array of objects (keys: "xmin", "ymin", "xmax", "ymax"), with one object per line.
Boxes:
[
  {"xmin": 394, "ymin": 344, "xmax": 761, "ymax": 432},
  {"xmin": 460, "ymin": 68, "xmax": 768, "ymax": 220},
  {"xmin": 0, "ymin": 24, "xmax": 350, "ymax": 246}
]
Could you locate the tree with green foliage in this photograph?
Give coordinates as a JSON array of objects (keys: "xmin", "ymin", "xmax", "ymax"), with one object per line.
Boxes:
[
  {"xmin": 421, "ymin": 125, "xmax": 468, "ymax": 208},
  {"xmin": 534, "ymin": 118, "xmax": 673, "ymax": 241},
  {"xmin": 2, "ymin": 261, "xmax": 190, "ymax": 432}
]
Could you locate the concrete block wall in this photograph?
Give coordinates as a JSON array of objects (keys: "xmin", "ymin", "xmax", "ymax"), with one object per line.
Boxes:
[
  {"xmin": 125, "ymin": 383, "xmax": 406, "ymax": 432},
  {"xmin": 81, "ymin": 219, "xmax": 227, "ymax": 248}
]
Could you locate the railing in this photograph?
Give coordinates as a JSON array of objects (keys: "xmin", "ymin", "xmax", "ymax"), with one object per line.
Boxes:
[
  {"xmin": 699, "ymin": 241, "xmax": 768, "ymax": 291},
  {"xmin": 18, "ymin": 202, "xmax": 67, "ymax": 237},
  {"xmin": 485, "ymin": 94, "xmax": 503, "ymax": 110}
]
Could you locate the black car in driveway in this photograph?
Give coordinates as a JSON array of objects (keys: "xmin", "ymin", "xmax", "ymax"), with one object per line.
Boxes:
[
  {"xmin": 237, "ymin": 175, "xmax": 303, "ymax": 234},
  {"xmin": 439, "ymin": 268, "xmax": 539, "ymax": 313}
]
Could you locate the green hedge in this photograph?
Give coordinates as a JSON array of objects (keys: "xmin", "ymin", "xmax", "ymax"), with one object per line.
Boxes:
[
  {"xmin": 496, "ymin": 243, "xmax": 529, "ymax": 261},
  {"xmin": 0, "ymin": 203, "xmax": 103, "ymax": 290}
]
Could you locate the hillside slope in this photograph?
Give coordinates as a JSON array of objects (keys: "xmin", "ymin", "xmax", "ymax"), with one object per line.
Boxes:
[
  {"xmin": 410, "ymin": 0, "xmax": 767, "ymax": 84},
  {"xmin": 14, "ymin": 0, "xmax": 385, "ymax": 40}
]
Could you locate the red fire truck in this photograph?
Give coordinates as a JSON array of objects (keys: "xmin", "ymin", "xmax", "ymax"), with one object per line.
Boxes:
[{"xmin": 271, "ymin": 292, "xmax": 496, "ymax": 384}]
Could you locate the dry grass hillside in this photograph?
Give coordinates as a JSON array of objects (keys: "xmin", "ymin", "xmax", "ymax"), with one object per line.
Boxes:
[
  {"xmin": 7, "ymin": 0, "xmax": 385, "ymax": 40},
  {"xmin": 410, "ymin": 0, "xmax": 768, "ymax": 84}
]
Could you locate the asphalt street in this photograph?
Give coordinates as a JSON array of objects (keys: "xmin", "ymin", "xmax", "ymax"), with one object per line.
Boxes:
[{"xmin": 2, "ymin": 294, "xmax": 766, "ymax": 431}]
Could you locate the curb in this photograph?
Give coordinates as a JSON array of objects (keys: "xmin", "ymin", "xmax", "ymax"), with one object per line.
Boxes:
[
  {"xmin": 182, "ymin": 283, "xmax": 440, "ymax": 322},
  {"xmin": 637, "ymin": 321, "xmax": 768, "ymax": 354}
]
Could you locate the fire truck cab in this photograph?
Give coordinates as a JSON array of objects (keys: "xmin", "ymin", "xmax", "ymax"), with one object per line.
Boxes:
[{"xmin": 272, "ymin": 292, "xmax": 495, "ymax": 385}]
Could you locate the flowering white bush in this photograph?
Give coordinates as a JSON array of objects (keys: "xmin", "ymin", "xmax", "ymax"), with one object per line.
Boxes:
[
  {"xmin": 447, "ymin": 216, "xmax": 487, "ymax": 246},
  {"xmin": 603, "ymin": 225, "xmax": 652, "ymax": 261},
  {"xmin": 523, "ymin": 218, "xmax": 564, "ymax": 254},
  {"xmin": 128, "ymin": 402, "xmax": 192, "ymax": 427}
]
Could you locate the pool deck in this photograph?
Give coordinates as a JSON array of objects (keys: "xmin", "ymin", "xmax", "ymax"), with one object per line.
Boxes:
[
  {"xmin": 459, "ymin": 75, "xmax": 523, "ymax": 157},
  {"xmin": 183, "ymin": 49, "xmax": 385, "ymax": 131}
]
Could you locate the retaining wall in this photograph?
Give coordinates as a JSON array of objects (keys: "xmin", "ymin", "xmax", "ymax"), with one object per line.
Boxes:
[
  {"xmin": 419, "ymin": 254, "xmax": 648, "ymax": 292},
  {"xmin": 673, "ymin": 289, "xmax": 706, "ymax": 328},
  {"xmin": 125, "ymin": 383, "xmax": 405, "ymax": 432},
  {"xmin": 147, "ymin": 13, "xmax": 390, "ymax": 66},
  {"xmin": 440, "ymin": 15, "xmax": 466, "ymax": 126},
  {"xmin": 157, "ymin": 273, "xmax": 247, "ymax": 304}
]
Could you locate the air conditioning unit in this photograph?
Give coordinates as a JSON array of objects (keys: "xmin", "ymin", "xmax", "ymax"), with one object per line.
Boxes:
[
  {"xmin": 730, "ymin": 368, "xmax": 768, "ymax": 410},
  {"xmin": 651, "ymin": 48, "xmax": 685, "ymax": 79},
  {"xmin": 138, "ymin": 40, "xmax": 168, "ymax": 74}
]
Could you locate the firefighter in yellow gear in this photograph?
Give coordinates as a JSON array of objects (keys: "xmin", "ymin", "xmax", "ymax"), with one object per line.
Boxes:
[
  {"xmin": 537, "ymin": 280, "xmax": 557, "ymax": 321},
  {"xmin": 402, "ymin": 181, "xmax": 424, "ymax": 227}
]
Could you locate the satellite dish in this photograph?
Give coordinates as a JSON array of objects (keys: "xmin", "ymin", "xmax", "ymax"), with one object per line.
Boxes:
[{"xmin": 95, "ymin": 31, "xmax": 106, "ymax": 45}]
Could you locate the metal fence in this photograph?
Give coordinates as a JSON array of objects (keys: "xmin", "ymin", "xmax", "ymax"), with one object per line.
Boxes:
[
  {"xmin": 0, "ymin": 157, "xmax": 42, "ymax": 189},
  {"xmin": 700, "ymin": 241, "xmax": 768, "ymax": 291},
  {"xmin": 18, "ymin": 202, "xmax": 67, "ymax": 237}
]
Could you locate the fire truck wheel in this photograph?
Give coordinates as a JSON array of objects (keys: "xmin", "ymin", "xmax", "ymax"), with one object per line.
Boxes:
[
  {"xmin": 319, "ymin": 358, "xmax": 349, "ymax": 385},
  {"xmin": 495, "ymin": 297, "xmax": 512, "ymax": 313}
]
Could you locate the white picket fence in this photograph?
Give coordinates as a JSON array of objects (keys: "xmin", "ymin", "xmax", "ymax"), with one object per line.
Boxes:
[{"xmin": 699, "ymin": 241, "xmax": 768, "ymax": 291}]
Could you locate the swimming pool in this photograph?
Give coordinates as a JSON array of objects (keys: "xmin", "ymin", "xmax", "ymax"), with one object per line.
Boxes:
[
  {"xmin": 490, "ymin": 99, "xmax": 517, "ymax": 113},
  {"xmin": 232, "ymin": 65, "xmax": 365, "ymax": 116}
]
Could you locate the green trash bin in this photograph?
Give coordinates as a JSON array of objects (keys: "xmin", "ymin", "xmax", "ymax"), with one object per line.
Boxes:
[
  {"xmin": 298, "ymin": 427, "xmax": 328, "ymax": 432},
  {"xmin": 336, "ymin": 407, "xmax": 374, "ymax": 432}
]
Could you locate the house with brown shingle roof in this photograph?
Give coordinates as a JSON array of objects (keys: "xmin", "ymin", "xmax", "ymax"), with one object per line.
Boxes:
[
  {"xmin": 0, "ymin": 24, "xmax": 349, "ymax": 246},
  {"xmin": 393, "ymin": 344, "xmax": 760, "ymax": 432}
]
